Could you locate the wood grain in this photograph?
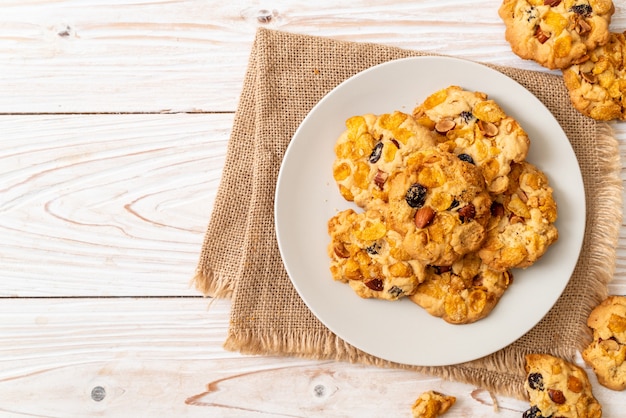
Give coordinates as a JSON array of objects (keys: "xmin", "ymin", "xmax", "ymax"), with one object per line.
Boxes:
[
  {"xmin": 0, "ymin": 0, "xmax": 623, "ymax": 113},
  {"xmin": 0, "ymin": 114, "xmax": 230, "ymax": 297},
  {"xmin": 2, "ymin": 0, "xmax": 626, "ymax": 416}
]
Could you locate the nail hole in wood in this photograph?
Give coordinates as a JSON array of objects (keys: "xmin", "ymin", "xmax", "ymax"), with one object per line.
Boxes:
[{"xmin": 91, "ymin": 386, "xmax": 106, "ymax": 402}]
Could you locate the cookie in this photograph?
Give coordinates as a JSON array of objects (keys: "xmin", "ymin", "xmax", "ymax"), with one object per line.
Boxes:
[
  {"xmin": 409, "ymin": 253, "xmax": 513, "ymax": 324},
  {"xmin": 582, "ymin": 295, "xmax": 626, "ymax": 390},
  {"xmin": 563, "ymin": 31, "xmax": 626, "ymax": 121},
  {"xmin": 523, "ymin": 353, "xmax": 602, "ymax": 418},
  {"xmin": 327, "ymin": 208, "xmax": 426, "ymax": 301},
  {"xmin": 498, "ymin": 0, "xmax": 614, "ymax": 70},
  {"xmin": 386, "ymin": 147, "xmax": 492, "ymax": 266},
  {"xmin": 413, "ymin": 85, "xmax": 531, "ymax": 193},
  {"xmin": 478, "ymin": 161, "xmax": 558, "ymax": 272},
  {"xmin": 332, "ymin": 111, "xmax": 439, "ymax": 208},
  {"xmin": 411, "ymin": 390, "xmax": 456, "ymax": 418}
]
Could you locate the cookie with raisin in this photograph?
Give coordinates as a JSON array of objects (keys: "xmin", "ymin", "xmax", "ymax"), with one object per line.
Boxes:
[
  {"xmin": 409, "ymin": 253, "xmax": 513, "ymax": 324},
  {"xmin": 563, "ymin": 31, "xmax": 626, "ymax": 121},
  {"xmin": 411, "ymin": 390, "xmax": 456, "ymax": 418},
  {"xmin": 523, "ymin": 353, "xmax": 602, "ymax": 418},
  {"xmin": 332, "ymin": 111, "xmax": 439, "ymax": 209},
  {"xmin": 498, "ymin": 0, "xmax": 614, "ymax": 70},
  {"xmin": 386, "ymin": 147, "xmax": 492, "ymax": 266},
  {"xmin": 582, "ymin": 295, "xmax": 626, "ymax": 390},
  {"xmin": 327, "ymin": 208, "xmax": 426, "ymax": 301},
  {"xmin": 413, "ymin": 85, "xmax": 531, "ymax": 194},
  {"xmin": 478, "ymin": 161, "xmax": 558, "ymax": 272}
]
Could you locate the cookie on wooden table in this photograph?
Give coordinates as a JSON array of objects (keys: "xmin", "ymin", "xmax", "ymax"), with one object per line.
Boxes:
[
  {"xmin": 498, "ymin": 0, "xmax": 614, "ymax": 70},
  {"xmin": 327, "ymin": 208, "xmax": 425, "ymax": 301},
  {"xmin": 582, "ymin": 295, "xmax": 626, "ymax": 391},
  {"xmin": 409, "ymin": 253, "xmax": 513, "ymax": 324},
  {"xmin": 478, "ymin": 161, "xmax": 558, "ymax": 272},
  {"xmin": 385, "ymin": 147, "xmax": 492, "ymax": 267},
  {"xmin": 411, "ymin": 390, "xmax": 456, "ymax": 418},
  {"xmin": 332, "ymin": 111, "xmax": 439, "ymax": 209},
  {"xmin": 563, "ymin": 31, "xmax": 626, "ymax": 121},
  {"xmin": 523, "ymin": 353, "xmax": 602, "ymax": 418},
  {"xmin": 413, "ymin": 85, "xmax": 530, "ymax": 193}
]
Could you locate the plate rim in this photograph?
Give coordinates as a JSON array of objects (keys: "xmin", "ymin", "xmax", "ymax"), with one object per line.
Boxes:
[{"xmin": 274, "ymin": 55, "xmax": 586, "ymax": 366}]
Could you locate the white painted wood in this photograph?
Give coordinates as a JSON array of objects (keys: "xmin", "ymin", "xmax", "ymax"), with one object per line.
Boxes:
[
  {"xmin": 1, "ymin": 115, "xmax": 625, "ymax": 297},
  {"xmin": 1, "ymin": 0, "xmax": 623, "ymax": 113},
  {"xmin": 0, "ymin": 114, "xmax": 230, "ymax": 297},
  {"xmin": 0, "ymin": 298, "xmax": 624, "ymax": 418},
  {"xmin": 1, "ymin": 1, "xmax": 626, "ymax": 416}
]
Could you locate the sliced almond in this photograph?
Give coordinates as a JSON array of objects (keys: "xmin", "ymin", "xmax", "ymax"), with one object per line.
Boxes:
[
  {"xmin": 333, "ymin": 243, "xmax": 350, "ymax": 258},
  {"xmin": 435, "ymin": 118, "xmax": 456, "ymax": 133},
  {"xmin": 477, "ymin": 120, "xmax": 499, "ymax": 137},
  {"xmin": 581, "ymin": 71, "xmax": 597, "ymax": 84}
]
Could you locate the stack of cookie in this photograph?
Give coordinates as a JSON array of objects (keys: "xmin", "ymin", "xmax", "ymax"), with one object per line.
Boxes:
[
  {"xmin": 327, "ymin": 86, "xmax": 559, "ymax": 325},
  {"xmin": 499, "ymin": 0, "xmax": 625, "ymax": 121}
]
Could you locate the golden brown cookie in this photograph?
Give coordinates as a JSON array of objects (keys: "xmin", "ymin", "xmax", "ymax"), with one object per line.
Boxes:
[
  {"xmin": 386, "ymin": 147, "xmax": 492, "ymax": 266},
  {"xmin": 413, "ymin": 85, "xmax": 530, "ymax": 193},
  {"xmin": 499, "ymin": 0, "xmax": 614, "ymax": 70},
  {"xmin": 409, "ymin": 253, "xmax": 513, "ymax": 324},
  {"xmin": 563, "ymin": 31, "xmax": 626, "ymax": 121},
  {"xmin": 411, "ymin": 390, "xmax": 456, "ymax": 418},
  {"xmin": 523, "ymin": 353, "xmax": 602, "ymax": 418},
  {"xmin": 332, "ymin": 111, "xmax": 439, "ymax": 208},
  {"xmin": 478, "ymin": 161, "xmax": 558, "ymax": 272},
  {"xmin": 582, "ymin": 295, "xmax": 626, "ymax": 391},
  {"xmin": 327, "ymin": 208, "xmax": 425, "ymax": 301}
]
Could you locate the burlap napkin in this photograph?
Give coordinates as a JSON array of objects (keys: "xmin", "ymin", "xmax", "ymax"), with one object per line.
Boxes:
[{"xmin": 194, "ymin": 28, "xmax": 622, "ymax": 400}]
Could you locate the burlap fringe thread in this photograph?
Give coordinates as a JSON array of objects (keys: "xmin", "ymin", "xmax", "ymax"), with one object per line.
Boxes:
[{"xmin": 191, "ymin": 29, "xmax": 623, "ymax": 400}]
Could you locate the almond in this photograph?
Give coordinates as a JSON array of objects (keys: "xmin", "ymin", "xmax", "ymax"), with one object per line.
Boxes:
[
  {"xmin": 333, "ymin": 243, "xmax": 350, "ymax": 258},
  {"xmin": 414, "ymin": 206, "xmax": 435, "ymax": 229},
  {"xmin": 435, "ymin": 118, "xmax": 456, "ymax": 133},
  {"xmin": 534, "ymin": 26, "xmax": 550, "ymax": 44},
  {"xmin": 373, "ymin": 169, "xmax": 388, "ymax": 189},
  {"xmin": 458, "ymin": 203, "xmax": 476, "ymax": 221}
]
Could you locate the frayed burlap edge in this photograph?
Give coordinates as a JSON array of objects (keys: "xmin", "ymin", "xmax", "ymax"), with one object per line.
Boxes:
[
  {"xmin": 221, "ymin": 119, "xmax": 622, "ymax": 401},
  {"xmin": 572, "ymin": 121, "xmax": 622, "ymax": 352},
  {"xmin": 198, "ymin": 28, "xmax": 623, "ymax": 400}
]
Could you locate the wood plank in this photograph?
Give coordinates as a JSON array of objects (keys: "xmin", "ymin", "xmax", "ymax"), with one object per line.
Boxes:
[
  {"xmin": 0, "ymin": 297, "xmax": 623, "ymax": 417},
  {"xmin": 1, "ymin": 115, "xmax": 626, "ymax": 297},
  {"xmin": 5, "ymin": 0, "xmax": 626, "ymax": 113},
  {"xmin": 0, "ymin": 113, "xmax": 230, "ymax": 297}
]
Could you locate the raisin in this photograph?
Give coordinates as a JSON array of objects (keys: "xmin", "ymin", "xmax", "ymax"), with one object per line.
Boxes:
[
  {"xmin": 365, "ymin": 242, "xmax": 382, "ymax": 255},
  {"xmin": 388, "ymin": 285, "xmax": 403, "ymax": 297},
  {"xmin": 369, "ymin": 142, "xmax": 383, "ymax": 163},
  {"xmin": 570, "ymin": 4, "xmax": 592, "ymax": 16},
  {"xmin": 458, "ymin": 153, "xmax": 474, "ymax": 164},
  {"xmin": 528, "ymin": 372, "xmax": 545, "ymax": 391},
  {"xmin": 448, "ymin": 199, "xmax": 460, "ymax": 210},
  {"xmin": 522, "ymin": 405, "xmax": 551, "ymax": 418},
  {"xmin": 460, "ymin": 111, "xmax": 474, "ymax": 123},
  {"xmin": 490, "ymin": 202, "xmax": 505, "ymax": 217},
  {"xmin": 405, "ymin": 183, "xmax": 427, "ymax": 208},
  {"xmin": 364, "ymin": 278, "xmax": 384, "ymax": 291},
  {"xmin": 432, "ymin": 265, "xmax": 452, "ymax": 274}
]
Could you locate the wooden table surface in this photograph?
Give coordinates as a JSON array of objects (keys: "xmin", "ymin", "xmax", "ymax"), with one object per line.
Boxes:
[{"xmin": 1, "ymin": 1, "xmax": 626, "ymax": 416}]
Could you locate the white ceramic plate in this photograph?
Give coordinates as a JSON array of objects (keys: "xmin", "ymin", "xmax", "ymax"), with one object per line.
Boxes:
[{"xmin": 274, "ymin": 56, "xmax": 585, "ymax": 366}]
